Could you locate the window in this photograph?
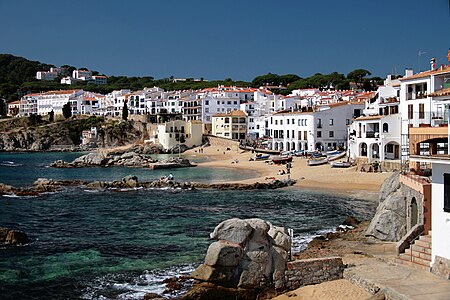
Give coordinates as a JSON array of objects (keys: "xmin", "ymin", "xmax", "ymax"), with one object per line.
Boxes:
[
  {"xmin": 408, "ymin": 104, "xmax": 413, "ymax": 119},
  {"xmin": 329, "ymin": 131, "xmax": 334, "ymax": 137},
  {"xmin": 383, "ymin": 123, "xmax": 389, "ymax": 133},
  {"xmin": 287, "ymin": 131, "xmax": 289, "ymax": 138},
  {"xmin": 217, "ymin": 101, "xmax": 220, "ymax": 105},
  {"xmin": 329, "ymin": 119, "xmax": 334, "ymax": 126},
  {"xmin": 298, "ymin": 119, "xmax": 301, "ymax": 126},
  {"xmin": 304, "ymin": 131, "xmax": 307, "ymax": 140},
  {"xmin": 445, "ymin": 173, "xmax": 450, "ymax": 212},
  {"xmin": 234, "ymin": 101, "xmax": 237, "ymax": 105},
  {"xmin": 292, "ymin": 118, "xmax": 295, "ymax": 124},
  {"xmin": 317, "ymin": 131, "xmax": 322, "ymax": 138},
  {"xmin": 275, "ymin": 120, "xmax": 278, "ymax": 125},
  {"xmin": 346, "ymin": 119, "xmax": 350, "ymax": 125},
  {"xmin": 280, "ymin": 120, "xmax": 283, "ymax": 125},
  {"xmin": 205, "ymin": 100, "xmax": 209, "ymax": 105},
  {"xmin": 227, "ymin": 101, "xmax": 231, "ymax": 105},
  {"xmin": 386, "ymin": 144, "xmax": 394, "ymax": 153},
  {"xmin": 287, "ymin": 119, "xmax": 290, "ymax": 125},
  {"xmin": 419, "ymin": 103, "xmax": 425, "ymax": 119}
]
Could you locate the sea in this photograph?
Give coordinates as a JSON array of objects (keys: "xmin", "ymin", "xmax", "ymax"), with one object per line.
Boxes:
[{"xmin": 0, "ymin": 152, "xmax": 377, "ymax": 299}]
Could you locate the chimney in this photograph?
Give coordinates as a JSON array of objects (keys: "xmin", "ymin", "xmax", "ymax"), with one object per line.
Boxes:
[
  {"xmin": 405, "ymin": 68, "xmax": 413, "ymax": 77},
  {"xmin": 430, "ymin": 58, "xmax": 436, "ymax": 70}
]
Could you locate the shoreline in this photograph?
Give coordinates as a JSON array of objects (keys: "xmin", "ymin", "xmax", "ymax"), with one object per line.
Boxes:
[{"xmin": 185, "ymin": 145, "xmax": 390, "ymax": 201}]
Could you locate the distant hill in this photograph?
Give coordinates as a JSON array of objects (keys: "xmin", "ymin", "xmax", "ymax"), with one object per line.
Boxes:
[{"xmin": 0, "ymin": 54, "xmax": 54, "ymax": 85}]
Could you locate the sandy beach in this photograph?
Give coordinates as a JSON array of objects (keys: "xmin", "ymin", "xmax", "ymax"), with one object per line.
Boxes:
[{"xmin": 185, "ymin": 144, "xmax": 390, "ymax": 200}]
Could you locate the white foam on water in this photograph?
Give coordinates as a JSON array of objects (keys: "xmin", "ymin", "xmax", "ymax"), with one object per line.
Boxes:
[
  {"xmin": 291, "ymin": 226, "xmax": 337, "ymax": 254},
  {"xmin": 81, "ymin": 264, "xmax": 196, "ymax": 299},
  {"xmin": 0, "ymin": 160, "xmax": 23, "ymax": 167}
]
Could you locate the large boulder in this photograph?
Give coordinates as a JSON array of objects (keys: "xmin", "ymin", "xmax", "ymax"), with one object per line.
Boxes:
[
  {"xmin": 366, "ymin": 189, "xmax": 406, "ymax": 241},
  {"xmin": 191, "ymin": 218, "xmax": 291, "ymax": 294},
  {"xmin": 73, "ymin": 152, "xmax": 109, "ymax": 166}
]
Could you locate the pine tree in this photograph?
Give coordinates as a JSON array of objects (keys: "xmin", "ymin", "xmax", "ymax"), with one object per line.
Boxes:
[
  {"xmin": 122, "ymin": 102, "xmax": 128, "ymax": 120},
  {"xmin": 62, "ymin": 102, "xmax": 71, "ymax": 119}
]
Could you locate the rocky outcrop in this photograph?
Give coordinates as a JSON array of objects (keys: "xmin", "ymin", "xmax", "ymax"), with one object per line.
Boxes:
[
  {"xmin": 0, "ymin": 228, "xmax": 30, "ymax": 245},
  {"xmin": 0, "ymin": 117, "xmax": 142, "ymax": 151},
  {"xmin": 187, "ymin": 218, "xmax": 291, "ymax": 299},
  {"xmin": 49, "ymin": 151, "xmax": 157, "ymax": 168},
  {"xmin": 366, "ymin": 172, "xmax": 407, "ymax": 241}
]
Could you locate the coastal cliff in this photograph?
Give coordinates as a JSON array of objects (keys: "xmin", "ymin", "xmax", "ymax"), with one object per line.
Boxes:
[{"xmin": 0, "ymin": 116, "xmax": 142, "ymax": 151}]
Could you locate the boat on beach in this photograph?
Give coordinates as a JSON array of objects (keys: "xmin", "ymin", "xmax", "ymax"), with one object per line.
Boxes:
[
  {"xmin": 272, "ymin": 156, "xmax": 293, "ymax": 164},
  {"xmin": 326, "ymin": 151, "xmax": 346, "ymax": 162},
  {"xmin": 307, "ymin": 157, "xmax": 328, "ymax": 166},
  {"xmin": 253, "ymin": 153, "xmax": 271, "ymax": 161},
  {"xmin": 330, "ymin": 161, "xmax": 352, "ymax": 168}
]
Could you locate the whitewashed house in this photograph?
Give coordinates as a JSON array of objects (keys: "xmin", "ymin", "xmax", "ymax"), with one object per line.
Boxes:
[
  {"xmin": 268, "ymin": 102, "xmax": 364, "ymax": 152},
  {"xmin": 150, "ymin": 120, "xmax": 203, "ymax": 150},
  {"xmin": 348, "ymin": 84, "xmax": 401, "ymax": 163}
]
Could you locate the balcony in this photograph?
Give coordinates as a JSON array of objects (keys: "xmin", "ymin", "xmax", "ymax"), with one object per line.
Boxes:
[
  {"xmin": 408, "ymin": 111, "xmax": 449, "ymax": 127},
  {"xmin": 365, "ymin": 131, "xmax": 379, "ymax": 138}
]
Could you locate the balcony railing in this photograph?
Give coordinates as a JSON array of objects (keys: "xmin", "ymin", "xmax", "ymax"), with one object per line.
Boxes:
[
  {"xmin": 365, "ymin": 131, "xmax": 379, "ymax": 138},
  {"xmin": 408, "ymin": 111, "xmax": 449, "ymax": 127}
]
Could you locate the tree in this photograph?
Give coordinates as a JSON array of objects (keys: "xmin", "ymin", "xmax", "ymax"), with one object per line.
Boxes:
[
  {"xmin": 48, "ymin": 110, "xmax": 54, "ymax": 122},
  {"xmin": 122, "ymin": 101, "xmax": 128, "ymax": 120},
  {"xmin": 62, "ymin": 102, "xmax": 72, "ymax": 119},
  {"xmin": 347, "ymin": 69, "xmax": 372, "ymax": 84}
]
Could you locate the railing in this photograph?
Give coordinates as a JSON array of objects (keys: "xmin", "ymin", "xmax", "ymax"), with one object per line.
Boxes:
[
  {"xmin": 365, "ymin": 132, "xmax": 379, "ymax": 138},
  {"xmin": 408, "ymin": 111, "xmax": 449, "ymax": 127}
]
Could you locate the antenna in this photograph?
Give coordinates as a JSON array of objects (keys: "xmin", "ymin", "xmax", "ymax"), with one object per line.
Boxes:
[{"xmin": 418, "ymin": 50, "xmax": 427, "ymax": 72}]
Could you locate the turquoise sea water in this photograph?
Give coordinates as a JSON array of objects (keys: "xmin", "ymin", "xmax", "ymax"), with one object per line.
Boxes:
[{"xmin": 0, "ymin": 152, "xmax": 377, "ymax": 299}]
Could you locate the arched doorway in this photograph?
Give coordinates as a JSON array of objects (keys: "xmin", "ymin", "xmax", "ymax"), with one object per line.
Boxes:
[
  {"xmin": 359, "ymin": 142, "xmax": 367, "ymax": 156},
  {"xmin": 291, "ymin": 142, "xmax": 296, "ymax": 151},
  {"xmin": 315, "ymin": 142, "xmax": 322, "ymax": 151},
  {"xmin": 286, "ymin": 143, "xmax": 290, "ymax": 151},
  {"xmin": 371, "ymin": 143, "xmax": 380, "ymax": 159},
  {"xmin": 411, "ymin": 197, "xmax": 418, "ymax": 227}
]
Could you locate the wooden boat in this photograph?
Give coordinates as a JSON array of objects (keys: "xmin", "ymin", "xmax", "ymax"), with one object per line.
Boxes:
[
  {"xmin": 330, "ymin": 161, "xmax": 352, "ymax": 168},
  {"xmin": 307, "ymin": 157, "xmax": 329, "ymax": 166},
  {"xmin": 272, "ymin": 156, "xmax": 293, "ymax": 164},
  {"xmin": 327, "ymin": 151, "xmax": 346, "ymax": 162},
  {"xmin": 254, "ymin": 153, "xmax": 270, "ymax": 161}
]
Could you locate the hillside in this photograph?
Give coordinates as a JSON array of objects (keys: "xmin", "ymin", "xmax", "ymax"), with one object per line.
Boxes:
[{"xmin": 0, "ymin": 116, "xmax": 142, "ymax": 151}]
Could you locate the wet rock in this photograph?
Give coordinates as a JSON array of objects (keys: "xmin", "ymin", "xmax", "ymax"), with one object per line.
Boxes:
[
  {"xmin": 180, "ymin": 282, "xmax": 258, "ymax": 300},
  {"xmin": 342, "ymin": 216, "xmax": 360, "ymax": 227},
  {"xmin": 143, "ymin": 292, "xmax": 164, "ymax": 300},
  {"xmin": 122, "ymin": 175, "xmax": 138, "ymax": 188},
  {"xmin": 0, "ymin": 228, "xmax": 30, "ymax": 245}
]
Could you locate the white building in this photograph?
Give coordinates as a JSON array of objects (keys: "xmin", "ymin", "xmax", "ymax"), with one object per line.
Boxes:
[
  {"xmin": 348, "ymin": 84, "xmax": 401, "ymax": 162},
  {"xmin": 91, "ymin": 75, "xmax": 108, "ymax": 85},
  {"xmin": 61, "ymin": 76, "xmax": 82, "ymax": 85},
  {"xmin": 72, "ymin": 69, "xmax": 92, "ymax": 79},
  {"xmin": 36, "ymin": 90, "xmax": 84, "ymax": 115},
  {"xmin": 268, "ymin": 102, "xmax": 364, "ymax": 152},
  {"xmin": 151, "ymin": 120, "xmax": 203, "ymax": 150},
  {"xmin": 211, "ymin": 110, "xmax": 247, "ymax": 140},
  {"xmin": 36, "ymin": 71, "xmax": 58, "ymax": 81}
]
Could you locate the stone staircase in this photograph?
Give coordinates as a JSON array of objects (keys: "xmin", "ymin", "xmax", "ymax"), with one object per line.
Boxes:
[{"xmin": 396, "ymin": 231, "xmax": 432, "ymax": 272}]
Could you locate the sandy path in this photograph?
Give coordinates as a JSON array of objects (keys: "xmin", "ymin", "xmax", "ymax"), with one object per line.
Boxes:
[{"xmin": 272, "ymin": 279, "xmax": 371, "ymax": 300}]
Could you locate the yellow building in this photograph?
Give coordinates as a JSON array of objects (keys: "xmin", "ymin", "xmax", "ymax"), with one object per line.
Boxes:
[{"xmin": 211, "ymin": 110, "xmax": 247, "ymax": 140}]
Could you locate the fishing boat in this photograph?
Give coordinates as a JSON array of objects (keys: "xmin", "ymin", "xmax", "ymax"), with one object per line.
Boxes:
[
  {"xmin": 330, "ymin": 161, "xmax": 352, "ymax": 168},
  {"xmin": 272, "ymin": 156, "xmax": 293, "ymax": 164},
  {"xmin": 327, "ymin": 151, "xmax": 346, "ymax": 162},
  {"xmin": 253, "ymin": 153, "xmax": 271, "ymax": 161},
  {"xmin": 307, "ymin": 157, "xmax": 329, "ymax": 166}
]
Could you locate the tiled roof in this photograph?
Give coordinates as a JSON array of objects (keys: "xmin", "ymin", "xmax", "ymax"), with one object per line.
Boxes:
[
  {"xmin": 400, "ymin": 65, "xmax": 450, "ymax": 81},
  {"xmin": 212, "ymin": 110, "xmax": 247, "ymax": 117},
  {"xmin": 429, "ymin": 87, "xmax": 450, "ymax": 97},
  {"xmin": 355, "ymin": 115, "xmax": 383, "ymax": 121}
]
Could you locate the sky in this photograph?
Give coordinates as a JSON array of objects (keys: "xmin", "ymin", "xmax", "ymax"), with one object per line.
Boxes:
[{"xmin": 1, "ymin": 0, "xmax": 449, "ymax": 81}]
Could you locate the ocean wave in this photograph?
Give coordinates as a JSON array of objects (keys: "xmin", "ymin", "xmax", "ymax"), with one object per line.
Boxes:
[
  {"xmin": 81, "ymin": 264, "xmax": 195, "ymax": 299},
  {"xmin": 0, "ymin": 160, "xmax": 23, "ymax": 167},
  {"xmin": 291, "ymin": 226, "xmax": 337, "ymax": 253},
  {"xmin": 2, "ymin": 193, "xmax": 37, "ymax": 199}
]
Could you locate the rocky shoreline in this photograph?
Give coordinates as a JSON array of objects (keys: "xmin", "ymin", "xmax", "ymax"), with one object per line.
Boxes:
[{"xmin": 0, "ymin": 176, "xmax": 297, "ymax": 197}]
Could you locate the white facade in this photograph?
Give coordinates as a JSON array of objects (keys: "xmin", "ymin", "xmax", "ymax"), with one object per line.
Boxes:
[
  {"xmin": 36, "ymin": 71, "xmax": 58, "ymax": 81},
  {"xmin": 430, "ymin": 159, "xmax": 450, "ymax": 265},
  {"xmin": 268, "ymin": 102, "xmax": 364, "ymax": 152},
  {"xmin": 72, "ymin": 69, "xmax": 92, "ymax": 79},
  {"xmin": 153, "ymin": 120, "xmax": 203, "ymax": 150},
  {"xmin": 348, "ymin": 84, "xmax": 401, "ymax": 162},
  {"xmin": 36, "ymin": 90, "xmax": 84, "ymax": 115}
]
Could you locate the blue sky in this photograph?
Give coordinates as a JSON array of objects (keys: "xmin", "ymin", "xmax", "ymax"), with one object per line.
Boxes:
[{"xmin": 1, "ymin": 0, "xmax": 449, "ymax": 81}]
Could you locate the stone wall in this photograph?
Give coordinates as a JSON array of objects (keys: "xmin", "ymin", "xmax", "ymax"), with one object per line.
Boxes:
[
  {"xmin": 285, "ymin": 257, "xmax": 344, "ymax": 290},
  {"xmin": 206, "ymin": 135, "xmax": 239, "ymax": 150},
  {"xmin": 432, "ymin": 256, "xmax": 450, "ymax": 280}
]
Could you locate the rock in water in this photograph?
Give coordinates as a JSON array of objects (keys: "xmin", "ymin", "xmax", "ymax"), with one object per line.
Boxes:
[
  {"xmin": 0, "ymin": 228, "xmax": 30, "ymax": 245},
  {"xmin": 189, "ymin": 218, "xmax": 291, "ymax": 297}
]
